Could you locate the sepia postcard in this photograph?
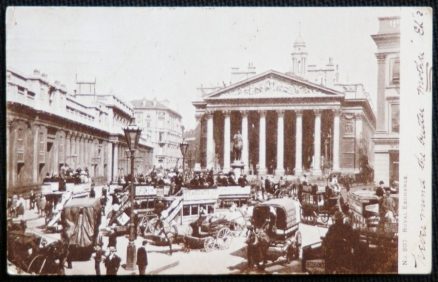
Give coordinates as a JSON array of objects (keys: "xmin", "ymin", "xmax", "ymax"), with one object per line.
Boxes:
[{"xmin": 5, "ymin": 6, "xmax": 432, "ymax": 275}]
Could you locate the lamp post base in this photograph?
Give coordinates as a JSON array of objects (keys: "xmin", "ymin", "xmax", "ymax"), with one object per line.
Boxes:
[{"xmin": 125, "ymin": 240, "xmax": 136, "ymax": 271}]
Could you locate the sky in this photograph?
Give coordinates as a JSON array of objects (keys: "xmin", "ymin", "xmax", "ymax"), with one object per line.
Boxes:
[{"xmin": 6, "ymin": 7, "xmax": 401, "ymax": 129}]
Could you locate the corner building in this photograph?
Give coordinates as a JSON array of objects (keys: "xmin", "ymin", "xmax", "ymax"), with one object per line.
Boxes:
[
  {"xmin": 131, "ymin": 98, "xmax": 183, "ymax": 170},
  {"xmin": 6, "ymin": 69, "xmax": 154, "ymax": 194},
  {"xmin": 371, "ymin": 17, "xmax": 400, "ymax": 186}
]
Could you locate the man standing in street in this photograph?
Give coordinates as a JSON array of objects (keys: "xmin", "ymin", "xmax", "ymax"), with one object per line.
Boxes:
[
  {"xmin": 136, "ymin": 240, "xmax": 148, "ymax": 275},
  {"xmin": 104, "ymin": 247, "xmax": 121, "ymax": 275},
  {"xmin": 29, "ymin": 190, "xmax": 36, "ymax": 210},
  {"xmin": 93, "ymin": 244, "xmax": 105, "ymax": 275}
]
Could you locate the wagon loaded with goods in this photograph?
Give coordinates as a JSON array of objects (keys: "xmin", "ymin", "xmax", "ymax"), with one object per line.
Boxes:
[
  {"xmin": 248, "ymin": 198, "xmax": 302, "ymax": 265},
  {"xmin": 61, "ymin": 197, "xmax": 102, "ymax": 260}
]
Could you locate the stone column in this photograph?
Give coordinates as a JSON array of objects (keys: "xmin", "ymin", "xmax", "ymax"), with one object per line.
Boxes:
[
  {"xmin": 223, "ymin": 110, "xmax": 231, "ymax": 172},
  {"xmin": 106, "ymin": 142, "xmax": 112, "ymax": 183},
  {"xmin": 76, "ymin": 136, "xmax": 80, "ymax": 169},
  {"xmin": 32, "ymin": 125, "xmax": 40, "ymax": 183},
  {"xmin": 205, "ymin": 111, "xmax": 215, "ymax": 170},
  {"xmin": 53, "ymin": 132, "xmax": 59, "ymax": 175},
  {"xmin": 65, "ymin": 132, "xmax": 71, "ymax": 167},
  {"xmin": 355, "ymin": 113, "xmax": 363, "ymax": 173},
  {"xmin": 313, "ymin": 110, "xmax": 322, "ymax": 176},
  {"xmin": 84, "ymin": 137, "xmax": 88, "ymax": 168},
  {"xmin": 376, "ymin": 53, "xmax": 387, "ymax": 132},
  {"xmin": 275, "ymin": 110, "xmax": 285, "ymax": 176},
  {"xmin": 241, "ymin": 110, "xmax": 249, "ymax": 174},
  {"xmin": 112, "ymin": 141, "xmax": 118, "ymax": 182},
  {"xmin": 295, "ymin": 110, "xmax": 303, "ymax": 175},
  {"xmin": 79, "ymin": 135, "xmax": 85, "ymax": 169},
  {"xmin": 333, "ymin": 109, "xmax": 341, "ymax": 171},
  {"xmin": 258, "ymin": 110, "xmax": 267, "ymax": 175}
]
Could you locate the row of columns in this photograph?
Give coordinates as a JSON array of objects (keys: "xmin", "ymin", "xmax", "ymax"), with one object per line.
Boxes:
[{"xmin": 205, "ymin": 109, "xmax": 341, "ymax": 176}]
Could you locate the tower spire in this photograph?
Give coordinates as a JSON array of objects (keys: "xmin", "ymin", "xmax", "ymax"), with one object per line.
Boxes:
[{"xmin": 290, "ymin": 22, "xmax": 307, "ymax": 77}]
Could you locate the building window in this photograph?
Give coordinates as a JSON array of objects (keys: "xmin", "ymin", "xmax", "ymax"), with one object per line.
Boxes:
[
  {"xmin": 16, "ymin": 128, "xmax": 25, "ymax": 163},
  {"xmin": 183, "ymin": 206, "xmax": 190, "ymax": 216},
  {"xmin": 344, "ymin": 121, "xmax": 354, "ymax": 136},
  {"xmin": 391, "ymin": 104, "xmax": 400, "ymax": 133},
  {"xmin": 392, "ymin": 58, "xmax": 400, "ymax": 85},
  {"xmin": 191, "ymin": 205, "xmax": 199, "ymax": 215}
]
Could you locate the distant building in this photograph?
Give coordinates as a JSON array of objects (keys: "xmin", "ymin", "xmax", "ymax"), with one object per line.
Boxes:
[
  {"xmin": 131, "ymin": 98, "xmax": 183, "ymax": 170},
  {"xmin": 6, "ymin": 69, "xmax": 153, "ymax": 194},
  {"xmin": 371, "ymin": 16, "xmax": 400, "ymax": 186}
]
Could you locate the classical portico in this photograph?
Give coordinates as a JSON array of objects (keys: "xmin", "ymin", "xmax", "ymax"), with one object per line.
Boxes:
[{"xmin": 193, "ymin": 70, "xmax": 347, "ymax": 176}]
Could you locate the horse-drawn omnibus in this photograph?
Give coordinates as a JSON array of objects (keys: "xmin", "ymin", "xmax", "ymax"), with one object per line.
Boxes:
[{"xmin": 247, "ymin": 198, "xmax": 302, "ymax": 268}]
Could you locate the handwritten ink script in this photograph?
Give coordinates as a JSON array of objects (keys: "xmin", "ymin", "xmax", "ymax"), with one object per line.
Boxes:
[{"xmin": 411, "ymin": 9, "xmax": 429, "ymax": 269}]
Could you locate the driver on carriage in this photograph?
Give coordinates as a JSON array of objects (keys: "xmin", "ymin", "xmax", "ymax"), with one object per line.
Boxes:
[
  {"xmin": 190, "ymin": 207, "xmax": 209, "ymax": 238},
  {"xmin": 300, "ymin": 174, "xmax": 309, "ymax": 186},
  {"xmin": 330, "ymin": 174, "xmax": 341, "ymax": 194},
  {"xmin": 265, "ymin": 206, "xmax": 277, "ymax": 236}
]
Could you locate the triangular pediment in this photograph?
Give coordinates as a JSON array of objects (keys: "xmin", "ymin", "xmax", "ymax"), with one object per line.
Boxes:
[{"xmin": 205, "ymin": 70, "xmax": 342, "ymax": 100}]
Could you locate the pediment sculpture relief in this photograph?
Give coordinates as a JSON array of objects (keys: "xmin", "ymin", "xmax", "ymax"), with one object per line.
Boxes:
[{"xmin": 216, "ymin": 77, "xmax": 321, "ymax": 98}]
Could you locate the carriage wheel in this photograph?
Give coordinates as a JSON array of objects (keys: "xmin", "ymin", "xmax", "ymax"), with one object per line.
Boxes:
[
  {"xmin": 217, "ymin": 227, "xmax": 231, "ymax": 239},
  {"xmin": 27, "ymin": 255, "xmax": 45, "ymax": 274},
  {"xmin": 204, "ymin": 237, "xmax": 215, "ymax": 252}
]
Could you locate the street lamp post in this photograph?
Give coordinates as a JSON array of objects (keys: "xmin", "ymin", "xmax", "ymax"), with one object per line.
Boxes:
[
  {"xmin": 179, "ymin": 139, "xmax": 189, "ymax": 181},
  {"xmin": 123, "ymin": 119, "xmax": 142, "ymax": 271}
]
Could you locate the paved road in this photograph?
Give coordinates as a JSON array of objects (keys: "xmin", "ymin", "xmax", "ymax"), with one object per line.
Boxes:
[{"xmin": 9, "ymin": 185, "xmax": 330, "ymax": 275}]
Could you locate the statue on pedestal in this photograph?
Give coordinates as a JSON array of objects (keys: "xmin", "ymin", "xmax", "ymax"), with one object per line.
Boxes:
[{"xmin": 232, "ymin": 131, "xmax": 243, "ymax": 162}]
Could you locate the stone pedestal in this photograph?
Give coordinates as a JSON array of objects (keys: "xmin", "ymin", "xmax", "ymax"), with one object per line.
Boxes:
[{"xmin": 231, "ymin": 160, "xmax": 244, "ymax": 179}]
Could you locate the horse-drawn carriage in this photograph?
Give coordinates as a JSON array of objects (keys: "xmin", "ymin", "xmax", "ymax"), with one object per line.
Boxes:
[
  {"xmin": 174, "ymin": 214, "xmax": 237, "ymax": 252},
  {"xmin": 302, "ymin": 190, "xmax": 398, "ymax": 274},
  {"xmin": 7, "ymin": 219, "xmax": 67, "ymax": 275},
  {"xmin": 299, "ymin": 184, "xmax": 340, "ymax": 225},
  {"xmin": 247, "ymin": 198, "xmax": 302, "ymax": 268}
]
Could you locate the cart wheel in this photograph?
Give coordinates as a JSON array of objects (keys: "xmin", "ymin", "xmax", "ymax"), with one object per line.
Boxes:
[
  {"xmin": 204, "ymin": 236, "xmax": 215, "ymax": 252},
  {"xmin": 217, "ymin": 227, "xmax": 231, "ymax": 239}
]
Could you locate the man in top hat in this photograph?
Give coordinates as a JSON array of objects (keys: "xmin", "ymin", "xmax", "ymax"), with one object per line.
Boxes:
[
  {"xmin": 104, "ymin": 247, "xmax": 121, "ymax": 275},
  {"xmin": 375, "ymin": 181, "xmax": 385, "ymax": 198},
  {"xmin": 324, "ymin": 211, "xmax": 356, "ymax": 273},
  {"xmin": 136, "ymin": 240, "xmax": 148, "ymax": 275},
  {"xmin": 93, "ymin": 243, "xmax": 105, "ymax": 275}
]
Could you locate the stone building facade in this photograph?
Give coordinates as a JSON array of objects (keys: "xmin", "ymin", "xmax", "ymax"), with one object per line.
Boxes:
[
  {"xmin": 6, "ymin": 69, "xmax": 154, "ymax": 194},
  {"xmin": 131, "ymin": 98, "xmax": 183, "ymax": 170},
  {"xmin": 193, "ymin": 35, "xmax": 375, "ymax": 177},
  {"xmin": 372, "ymin": 16, "xmax": 400, "ymax": 186}
]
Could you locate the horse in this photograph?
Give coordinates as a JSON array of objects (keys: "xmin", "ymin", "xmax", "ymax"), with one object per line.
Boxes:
[
  {"xmin": 27, "ymin": 240, "xmax": 68, "ymax": 275},
  {"xmin": 245, "ymin": 226, "xmax": 270, "ymax": 269}
]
